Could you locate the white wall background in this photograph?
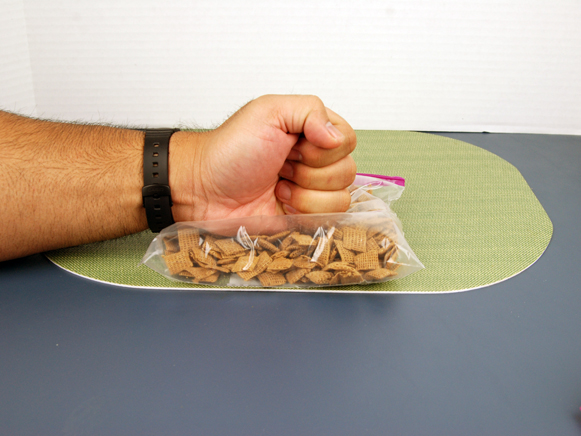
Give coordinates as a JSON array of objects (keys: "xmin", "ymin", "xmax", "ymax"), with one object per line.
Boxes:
[
  {"xmin": 1, "ymin": 0, "xmax": 580, "ymax": 133},
  {"xmin": 0, "ymin": 0, "xmax": 36, "ymax": 115}
]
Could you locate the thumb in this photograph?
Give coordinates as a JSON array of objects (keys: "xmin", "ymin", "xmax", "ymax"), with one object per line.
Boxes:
[
  {"xmin": 260, "ymin": 95, "xmax": 345, "ymax": 150},
  {"xmin": 302, "ymin": 105, "xmax": 344, "ymax": 150}
]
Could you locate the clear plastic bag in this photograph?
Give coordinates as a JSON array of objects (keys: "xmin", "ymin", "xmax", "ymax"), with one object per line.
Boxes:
[{"xmin": 141, "ymin": 174, "xmax": 424, "ymax": 288}]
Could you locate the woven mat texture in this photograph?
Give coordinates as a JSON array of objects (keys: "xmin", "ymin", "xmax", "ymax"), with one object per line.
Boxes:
[{"xmin": 46, "ymin": 131, "xmax": 553, "ymax": 293}]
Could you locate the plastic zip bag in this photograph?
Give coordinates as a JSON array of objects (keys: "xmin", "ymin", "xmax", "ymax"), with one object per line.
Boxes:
[{"xmin": 142, "ymin": 174, "xmax": 424, "ymax": 288}]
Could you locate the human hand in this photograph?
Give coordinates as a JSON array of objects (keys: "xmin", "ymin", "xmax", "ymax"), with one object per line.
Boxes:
[{"xmin": 169, "ymin": 95, "xmax": 357, "ymax": 222}]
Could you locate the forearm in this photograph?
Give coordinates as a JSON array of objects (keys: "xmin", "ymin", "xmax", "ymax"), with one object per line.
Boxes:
[
  {"xmin": 0, "ymin": 95, "xmax": 356, "ymax": 261},
  {"xmin": 1, "ymin": 111, "xmax": 149, "ymax": 260}
]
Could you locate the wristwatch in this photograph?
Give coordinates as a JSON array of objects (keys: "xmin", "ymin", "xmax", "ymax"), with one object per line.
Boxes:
[{"xmin": 142, "ymin": 129, "xmax": 179, "ymax": 232}]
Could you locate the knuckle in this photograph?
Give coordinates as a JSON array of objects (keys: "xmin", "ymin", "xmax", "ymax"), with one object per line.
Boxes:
[
  {"xmin": 310, "ymin": 151, "xmax": 328, "ymax": 168},
  {"xmin": 304, "ymin": 94, "xmax": 323, "ymax": 106},
  {"xmin": 346, "ymin": 130, "xmax": 357, "ymax": 153},
  {"xmin": 339, "ymin": 189, "xmax": 352, "ymax": 211},
  {"xmin": 298, "ymin": 168, "xmax": 314, "ymax": 189},
  {"xmin": 343, "ymin": 157, "xmax": 357, "ymax": 186},
  {"xmin": 302, "ymin": 95, "xmax": 326, "ymax": 117}
]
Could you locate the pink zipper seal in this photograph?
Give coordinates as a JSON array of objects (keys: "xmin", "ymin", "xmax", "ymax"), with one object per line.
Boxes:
[{"xmin": 356, "ymin": 173, "xmax": 405, "ymax": 187}]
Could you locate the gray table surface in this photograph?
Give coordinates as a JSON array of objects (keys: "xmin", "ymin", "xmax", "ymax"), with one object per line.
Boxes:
[{"xmin": 1, "ymin": 132, "xmax": 580, "ymax": 436}]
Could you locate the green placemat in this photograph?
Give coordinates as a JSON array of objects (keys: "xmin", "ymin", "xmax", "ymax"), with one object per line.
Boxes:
[{"xmin": 46, "ymin": 131, "xmax": 552, "ymax": 293}]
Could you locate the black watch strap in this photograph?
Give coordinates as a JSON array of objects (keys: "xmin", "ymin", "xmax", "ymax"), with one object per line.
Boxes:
[{"xmin": 142, "ymin": 129, "xmax": 179, "ymax": 232}]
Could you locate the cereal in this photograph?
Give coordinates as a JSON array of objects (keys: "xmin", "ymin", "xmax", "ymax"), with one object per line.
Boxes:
[
  {"xmin": 198, "ymin": 271, "xmax": 221, "ymax": 283},
  {"xmin": 385, "ymin": 259, "xmax": 402, "ymax": 271},
  {"xmin": 323, "ymin": 262, "xmax": 357, "ymax": 272},
  {"xmin": 329, "ymin": 273, "xmax": 342, "ymax": 285},
  {"xmin": 279, "ymin": 233, "xmax": 296, "ymax": 251},
  {"xmin": 364, "ymin": 268, "xmax": 397, "ymax": 281},
  {"xmin": 334, "ymin": 240, "xmax": 355, "ymax": 264},
  {"xmin": 201, "ymin": 235, "xmax": 219, "ymax": 252},
  {"xmin": 339, "ymin": 270, "xmax": 364, "ymax": 284},
  {"xmin": 217, "ymin": 257, "xmax": 237, "ymax": 265},
  {"xmin": 192, "ymin": 246, "xmax": 217, "ymax": 267},
  {"xmin": 180, "ymin": 267, "xmax": 217, "ymax": 280},
  {"xmin": 158, "ymin": 222, "xmax": 408, "ymax": 287},
  {"xmin": 231, "ymin": 254, "xmax": 259, "ymax": 273},
  {"xmin": 208, "ymin": 265, "xmax": 231, "ymax": 274},
  {"xmin": 305, "ymin": 271, "xmax": 334, "ymax": 285},
  {"xmin": 267, "ymin": 257, "xmax": 293, "ymax": 272},
  {"xmin": 294, "ymin": 234, "xmax": 314, "ymax": 246},
  {"xmin": 258, "ymin": 272, "xmax": 287, "ymax": 287},
  {"xmin": 378, "ymin": 241, "xmax": 394, "ymax": 256},
  {"xmin": 157, "ymin": 214, "xmax": 410, "ymax": 287},
  {"xmin": 366, "ymin": 227, "xmax": 382, "ymax": 240},
  {"xmin": 292, "ymin": 256, "xmax": 318, "ymax": 270},
  {"xmin": 366, "ymin": 237, "xmax": 380, "ymax": 252},
  {"xmin": 177, "ymin": 228, "xmax": 200, "ymax": 250},
  {"xmin": 257, "ymin": 238, "xmax": 279, "ymax": 253},
  {"xmin": 313, "ymin": 237, "xmax": 333, "ymax": 267},
  {"xmin": 384, "ymin": 245, "xmax": 399, "ymax": 265},
  {"xmin": 272, "ymin": 250, "xmax": 291, "ymax": 259},
  {"xmin": 329, "ymin": 246, "xmax": 338, "ymax": 263},
  {"xmin": 354, "ymin": 250, "xmax": 380, "ymax": 271},
  {"xmin": 288, "ymin": 248, "xmax": 307, "ymax": 259},
  {"xmin": 215, "ymin": 238, "xmax": 246, "ymax": 256},
  {"xmin": 286, "ymin": 268, "xmax": 309, "ymax": 284},
  {"xmin": 163, "ymin": 250, "xmax": 192, "ymax": 275},
  {"xmin": 267, "ymin": 230, "xmax": 291, "ymax": 243},
  {"xmin": 163, "ymin": 236, "xmax": 180, "ymax": 254},
  {"xmin": 343, "ymin": 227, "xmax": 367, "ymax": 252},
  {"xmin": 238, "ymin": 251, "xmax": 272, "ymax": 281}
]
